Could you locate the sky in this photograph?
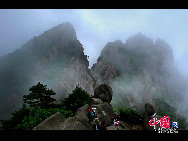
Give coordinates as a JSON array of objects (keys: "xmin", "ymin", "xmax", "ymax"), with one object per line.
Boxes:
[{"xmin": 0, "ymin": 9, "xmax": 188, "ymax": 77}]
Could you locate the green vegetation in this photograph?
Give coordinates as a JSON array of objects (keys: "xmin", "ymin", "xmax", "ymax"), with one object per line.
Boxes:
[
  {"xmin": 0, "ymin": 104, "xmax": 30, "ymax": 130},
  {"xmin": 1, "ymin": 83, "xmax": 91, "ymax": 130},
  {"xmin": 155, "ymin": 98, "xmax": 187, "ymax": 130},
  {"xmin": 62, "ymin": 85, "xmax": 92, "ymax": 114},
  {"xmin": 119, "ymin": 107, "xmax": 144, "ymax": 125},
  {"xmin": 115, "ymin": 98, "xmax": 187, "ymax": 129},
  {"xmin": 23, "ymin": 82, "xmax": 56, "ymax": 108},
  {"xmin": 15, "ymin": 107, "xmax": 73, "ymax": 130}
]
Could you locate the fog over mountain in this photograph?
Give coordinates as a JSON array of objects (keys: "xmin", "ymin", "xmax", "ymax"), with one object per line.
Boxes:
[
  {"xmin": 0, "ymin": 9, "xmax": 188, "ymax": 77},
  {"xmin": 0, "ymin": 10, "xmax": 188, "ymax": 129},
  {"xmin": 91, "ymin": 34, "xmax": 188, "ymax": 115}
]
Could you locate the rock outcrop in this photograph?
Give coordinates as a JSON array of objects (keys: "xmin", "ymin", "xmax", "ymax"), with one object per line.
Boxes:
[
  {"xmin": 94, "ymin": 102, "xmax": 114, "ymax": 126},
  {"xmin": 60, "ymin": 84, "xmax": 114, "ymax": 129},
  {"xmin": 33, "ymin": 112, "xmax": 65, "ymax": 130},
  {"xmin": 91, "ymin": 84, "xmax": 114, "ymax": 126},
  {"xmin": 58, "ymin": 57, "xmax": 94, "ymax": 98},
  {"xmin": 60, "ymin": 104, "xmax": 93, "ymax": 130},
  {"xmin": 33, "ymin": 84, "xmax": 114, "ymax": 130},
  {"xmin": 94, "ymin": 84, "xmax": 113, "ymax": 103},
  {"xmin": 143, "ymin": 103, "xmax": 161, "ymax": 130},
  {"xmin": 33, "ymin": 104, "xmax": 93, "ymax": 130}
]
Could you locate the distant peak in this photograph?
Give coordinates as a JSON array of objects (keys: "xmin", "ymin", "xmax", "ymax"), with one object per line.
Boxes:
[
  {"xmin": 155, "ymin": 38, "xmax": 167, "ymax": 45},
  {"xmin": 155, "ymin": 38, "xmax": 171, "ymax": 49},
  {"xmin": 134, "ymin": 32, "xmax": 147, "ymax": 38},
  {"xmin": 136, "ymin": 32, "xmax": 143, "ymax": 36},
  {"xmin": 114, "ymin": 39, "xmax": 123, "ymax": 44},
  {"xmin": 125, "ymin": 33, "xmax": 154, "ymax": 48},
  {"xmin": 57, "ymin": 22, "xmax": 74, "ymax": 28},
  {"xmin": 52, "ymin": 22, "xmax": 75, "ymax": 33}
]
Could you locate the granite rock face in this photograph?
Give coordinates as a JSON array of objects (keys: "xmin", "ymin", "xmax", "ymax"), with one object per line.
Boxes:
[
  {"xmin": 58, "ymin": 57, "xmax": 94, "ymax": 99},
  {"xmin": 94, "ymin": 102, "xmax": 114, "ymax": 126},
  {"xmin": 33, "ymin": 104, "xmax": 93, "ymax": 130},
  {"xmin": 143, "ymin": 103, "xmax": 161, "ymax": 130},
  {"xmin": 60, "ymin": 84, "xmax": 115, "ymax": 129},
  {"xmin": 94, "ymin": 84, "xmax": 113, "ymax": 103},
  {"xmin": 92, "ymin": 84, "xmax": 114, "ymax": 126},
  {"xmin": 60, "ymin": 104, "xmax": 93, "ymax": 130},
  {"xmin": 33, "ymin": 112, "xmax": 65, "ymax": 130}
]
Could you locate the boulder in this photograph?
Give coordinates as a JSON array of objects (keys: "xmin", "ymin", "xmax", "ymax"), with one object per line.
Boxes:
[
  {"xmin": 95, "ymin": 102, "xmax": 114, "ymax": 126},
  {"xmin": 143, "ymin": 103, "xmax": 161, "ymax": 130},
  {"xmin": 91, "ymin": 98, "xmax": 103, "ymax": 106},
  {"xmin": 60, "ymin": 104, "xmax": 93, "ymax": 130},
  {"xmin": 94, "ymin": 84, "xmax": 113, "ymax": 103},
  {"xmin": 74, "ymin": 104, "xmax": 90, "ymax": 117},
  {"xmin": 145, "ymin": 103, "xmax": 155, "ymax": 116},
  {"xmin": 60, "ymin": 115, "xmax": 93, "ymax": 130},
  {"xmin": 33, "ymin": 112, "xmax": 65, "ymax": 130}
]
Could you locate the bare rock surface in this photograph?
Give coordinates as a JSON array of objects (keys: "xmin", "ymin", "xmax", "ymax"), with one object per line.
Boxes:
[
  {"xmin": 33, "ymin": 112, "xmax": 65, "ymax": 130},
  {"xmin": 94, "ymin": 84, "xmax": 113, "ymax": 103}
]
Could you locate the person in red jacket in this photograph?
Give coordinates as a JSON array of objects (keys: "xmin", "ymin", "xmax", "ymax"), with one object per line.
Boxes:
[{"xmin": 87, "ymin": 109, "xmax": 92, "ymax": 122}]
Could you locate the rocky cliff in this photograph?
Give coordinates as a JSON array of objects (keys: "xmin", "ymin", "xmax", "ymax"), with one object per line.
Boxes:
[
  {"xmin": 0, "ymin": 22, "xmax": 94, "ymax": 119},
  {"xmin": 91, "ymin": 33, "xmax": 187, "ymax": 114}
]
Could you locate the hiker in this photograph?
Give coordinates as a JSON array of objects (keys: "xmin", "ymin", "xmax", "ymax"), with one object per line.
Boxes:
[
  {"xmin": 94, "ymin": 116, "xmax": 100, "ymax": 130},
  {"xmin": 114, "ymin": 117, "xmax": 120, "ymax": 130},
  {"xmin": 92, "ymin": 107, "xmax": 96, "ymax": 113},
  {"xmin": 117, "ymin": 114, "xmax": 120, "ymax": 121},
  {"xmin": 87, "ymin": 109, "xmax": 92, "ymax": 122},
  {"xmin": 113, "ymin": 115, "xmax": 117, "ymax": 125},
  {"xmin": 114, "ymin": 117, "xmax": 118, "ymax": 126},
  {"xmin": 113, "ymin": 114, "xmax": 120, "ymax": 125},
  {"xmin": 98, "ymin": 121, "xmax": 107, "ymax": 130},
  {"xmin": 91, "ymin": 109, "xmax": 95, "ymax": 121}
]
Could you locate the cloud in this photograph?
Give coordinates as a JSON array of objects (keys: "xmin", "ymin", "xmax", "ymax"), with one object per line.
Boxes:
[{"xmin": 0, "ymin": 9, "xmax": 187, "ymax": 76}]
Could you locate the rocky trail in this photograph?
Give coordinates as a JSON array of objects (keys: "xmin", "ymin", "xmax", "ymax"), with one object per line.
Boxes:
[
  {"xmin": 32, "ymin": 84, "xmax": 154, "ymax": 130},
  {"xmin": 106, "ymin": 124, "xmax": 116, "ymax": 130},
  {"xmin": 106, "ymin": 121, "xmax": 132, "ymax": 130}
]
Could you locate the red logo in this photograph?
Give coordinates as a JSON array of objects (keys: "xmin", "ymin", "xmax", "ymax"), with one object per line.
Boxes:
[
  {"xmin": 149, "ymin": 113, "xmax": 170, "ymax": 129},
  {"xmin": 160, "ymin": 116, "xmax": 170, "ymax": 128}
]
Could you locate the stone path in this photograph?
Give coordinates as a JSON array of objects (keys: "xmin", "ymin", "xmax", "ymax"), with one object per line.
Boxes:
[
  {"xmin": 106, "ymin": 124, "xmax": 116, "ymax": 130},
  {"xmin": 106, "ymin": 124, "xmax": 126, "ymax": 130}
]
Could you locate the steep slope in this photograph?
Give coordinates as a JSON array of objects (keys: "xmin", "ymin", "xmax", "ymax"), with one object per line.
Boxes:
[
  {"xmin": 0, "ymin": 22, "xmax": 94, "ymax": 119},
  {"xmin": 91, "ymin": 33, "xmax": 187, "ymax": 114}
]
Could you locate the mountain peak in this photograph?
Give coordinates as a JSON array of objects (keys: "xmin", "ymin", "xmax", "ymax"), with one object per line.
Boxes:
[
  {"xmin": 57, "ymin": 22, "xmax": 74, "ymax": 28},
  {"xmin": 20, "ymin": 22, "xmax": 85, "ymax": 62},
  {"xmin": 126, "ymin": 33, "xmax": 154, "ymax": 48},
  {"xmin": 41, "ymin": 22, "xmax": 77, "ymax": 41},
  {"xmin": 114, "ymin": 39, "xmax": 123, "ymax": 44}
]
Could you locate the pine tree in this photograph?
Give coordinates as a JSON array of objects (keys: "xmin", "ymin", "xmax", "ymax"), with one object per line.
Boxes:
[
  {"xmin": 23, "ymin": 82, "xmax": 56, "ymax": 108},
  {"xmin": 62, "ymin": 85, "xmax": 91, "ymax": 114}
]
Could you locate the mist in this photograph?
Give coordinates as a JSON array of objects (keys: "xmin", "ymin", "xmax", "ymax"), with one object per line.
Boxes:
[
  {"xmin": 88, "ymin": 32, "xmax": 188, "ymax": 129},
  {"xmin": 0, "ymin": 9, "xmax": 188, "ymax": 77},
  {"xmin": 0, "ymin": 9, "xmax": 188, "ymax": 128}
]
